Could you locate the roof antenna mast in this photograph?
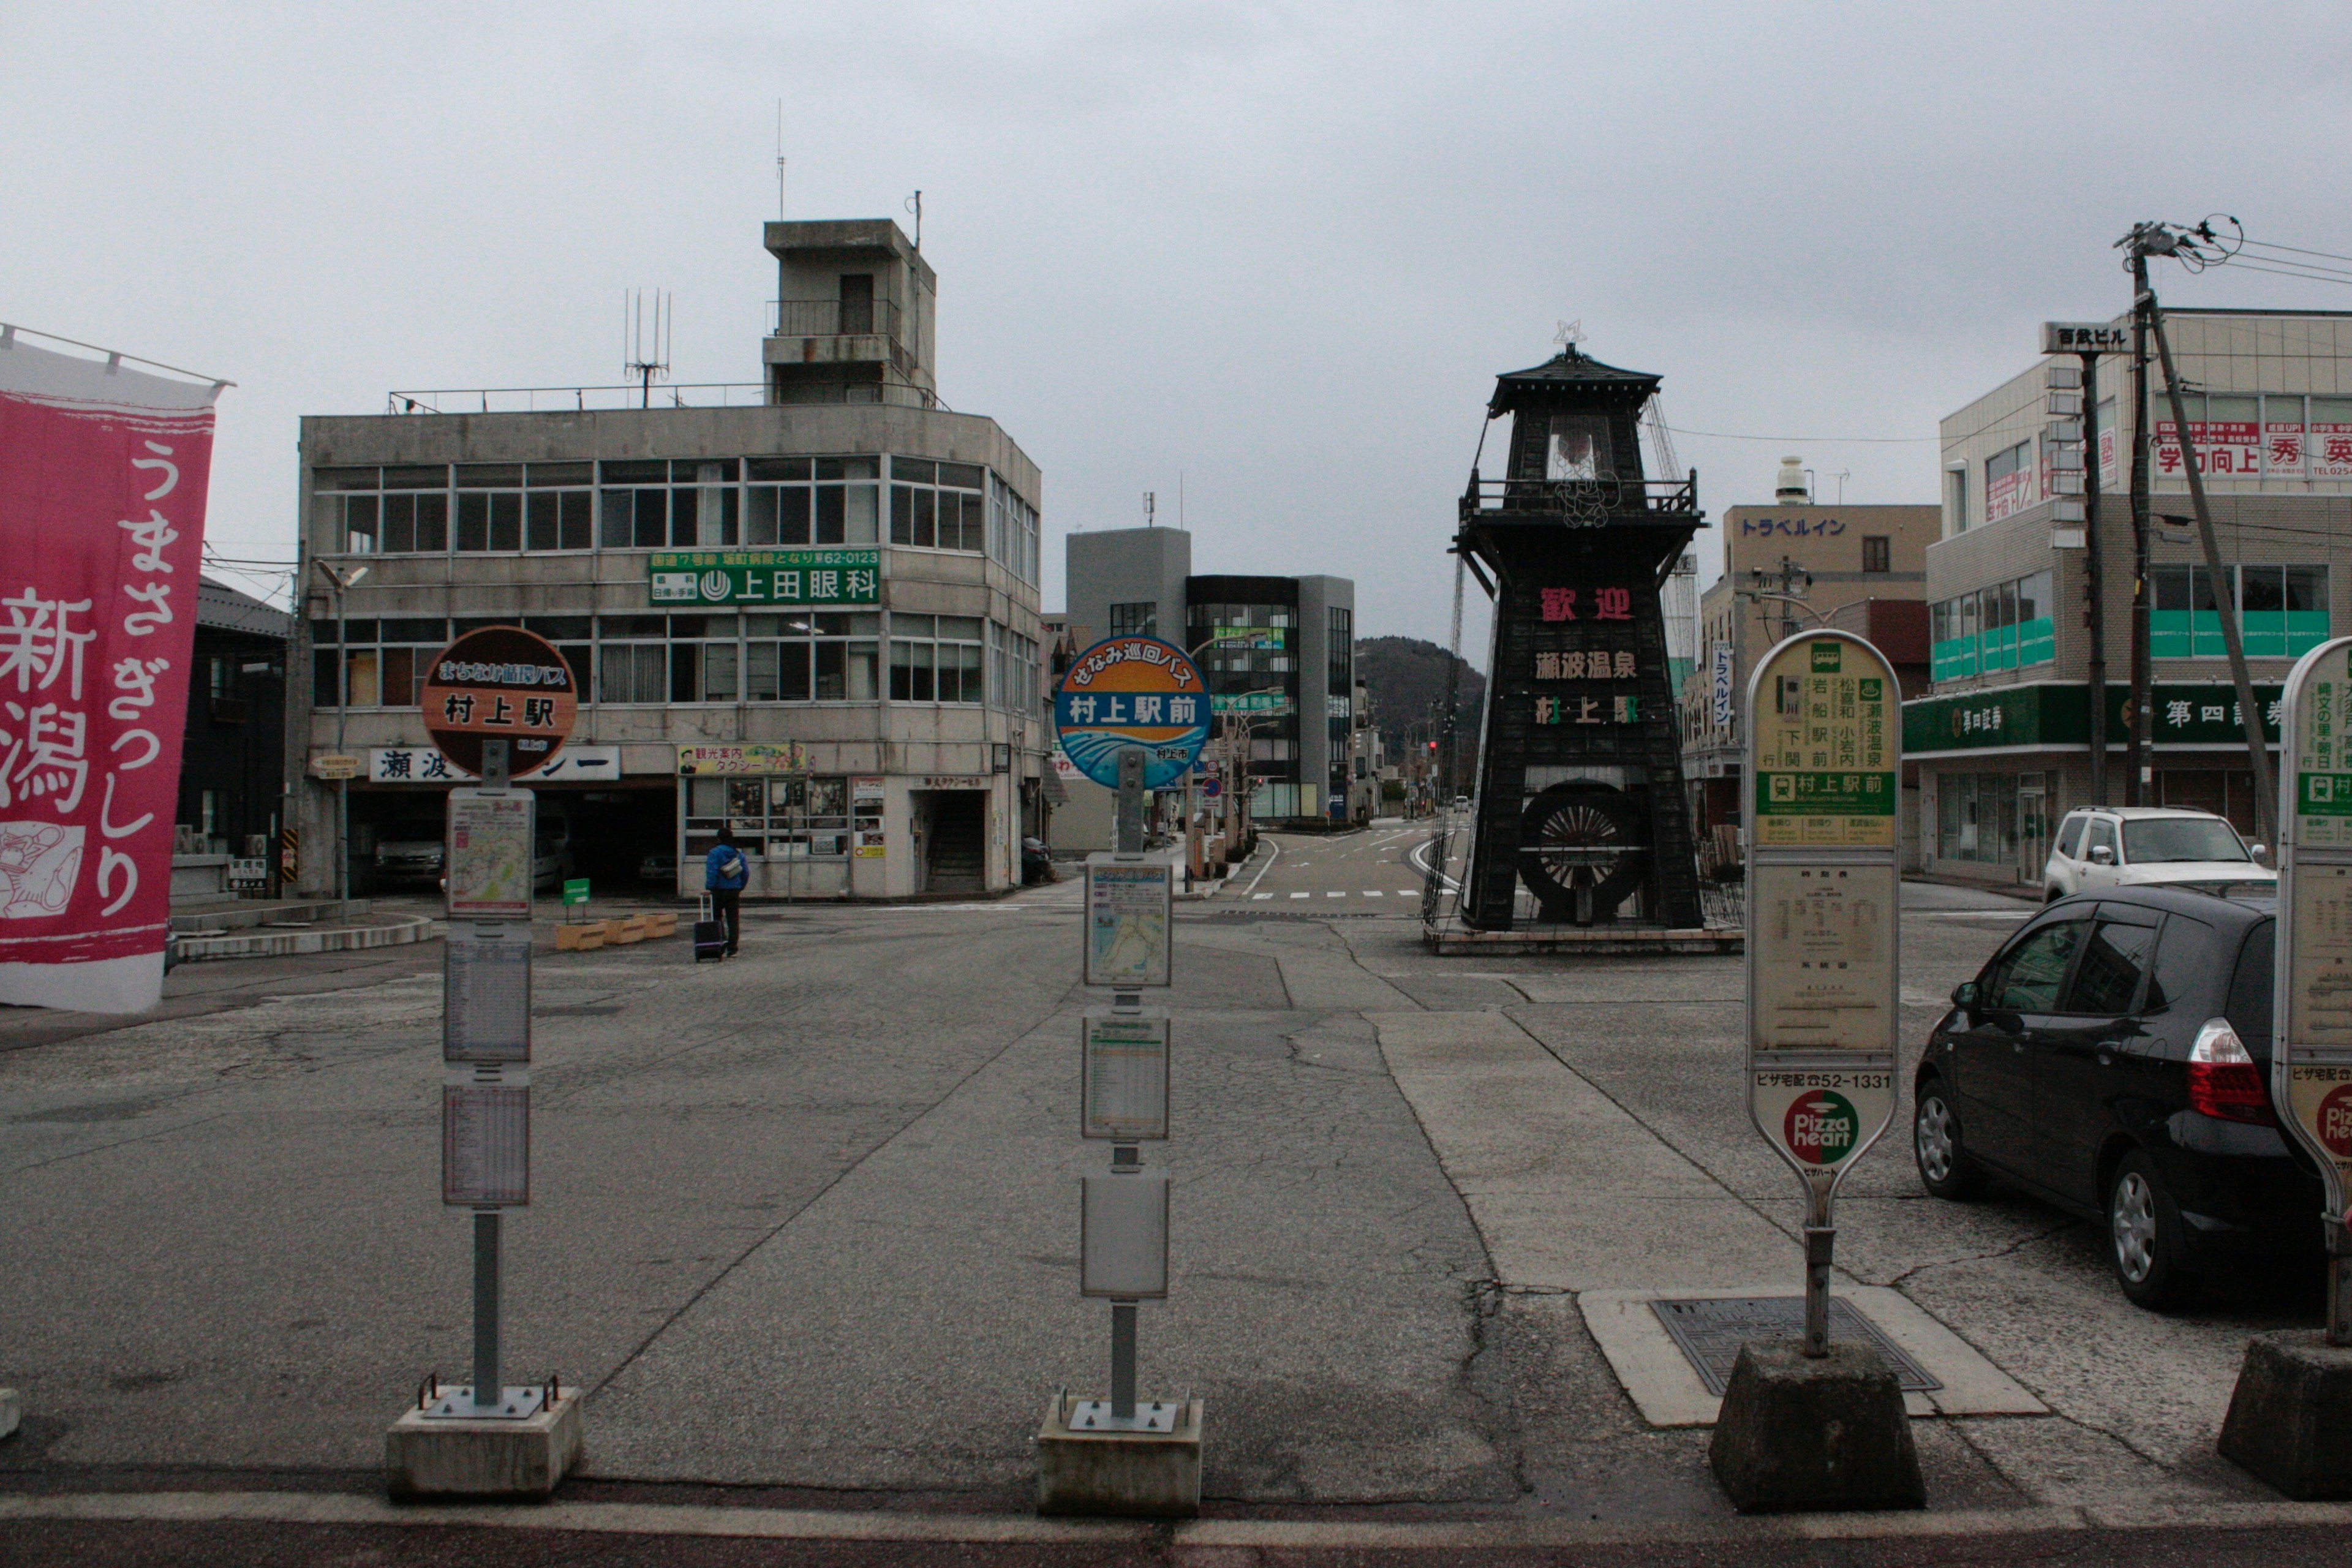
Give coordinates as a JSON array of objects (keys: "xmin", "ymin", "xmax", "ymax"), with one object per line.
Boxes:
[
  {"xmin": 905, "ymin": 189, "xmax": 922, "ymax": 250},
  {"xmin": 775, "ymin": 100, "xmax": 786, "ymax": 219}
]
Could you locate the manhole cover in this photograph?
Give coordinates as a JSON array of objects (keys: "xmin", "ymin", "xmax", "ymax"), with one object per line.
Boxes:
[{"xmin": 1648, "ymin": 1296, "xmax": 1942, "ymax": 1396}]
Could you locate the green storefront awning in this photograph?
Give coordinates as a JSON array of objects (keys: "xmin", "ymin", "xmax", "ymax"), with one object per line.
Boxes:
[{"xmin": 1904, "ymin": 682, "xmax": 2284, "ymax": 756}]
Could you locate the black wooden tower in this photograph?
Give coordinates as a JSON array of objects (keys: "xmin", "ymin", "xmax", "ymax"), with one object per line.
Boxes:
[{"xmin": 1454, "ymin": 345, "xmax": 1705, "ymax": 930}]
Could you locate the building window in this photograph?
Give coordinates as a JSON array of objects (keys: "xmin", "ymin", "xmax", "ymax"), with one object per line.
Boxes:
[
  {"xmin": 2150, "ymin": 563, "xmax": 2329, "ymax": 658},
  {"xmin": 1985, "ymin": 440, "xmax": 2033, "ymax": 524},
  {"xmin": 314, "ymin": 466, "xmax": 451, "ymax": 555},
  {"xmin": 600, "ymin": 459, "xmax": 745, "ymax": 549},
  {"xmin": 1109, "ymin": 602, "xmax": 1157, "ymax": 638},
  {"xmin": 989, "ymin": 622, "xmax": 1039, "ymax": 713},
  {"xmin": 1931, "ymin": 571, "xmax": 2053, "ymax": 680},
  {"xmin": 743, "ymin": 611, "xmax": 881, "ymax": 701},
  {"xmin": 743, "ymin": 456, "xmax": 880, "ymax": 545},
  {"xmin": 308, "ymin": 616, "xmax": 456, "ymax": 709},
  {"xmin": 889, "ymin": 614, "xmax": 986, "ymax": 703},
  {"xmin": 685, "ymin": 774, "xmax": 853, "ymax": 861},
  {"xmin": 889, "ymin": 459, "xmax": 986, "ymax": 551},
  {"xmin": 1861, "ymin": 535, "xmax": 1890, "ymax": 573},
  {"xmin": 989, "ymin": 476, "xmax": 1040, "ymax": 585},
  {"xmin": 525, "ymin": 464, "xmax": 596, "ymax": 550}
]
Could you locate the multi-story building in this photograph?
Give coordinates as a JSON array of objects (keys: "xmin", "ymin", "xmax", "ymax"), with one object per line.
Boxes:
[
  {"xmin": 285, "ymin": 215, "xmax": 1047, "ymax": 899},
  {"xmin": 1679, "ymin": 469, "xmax": 1939, "ymax": 851},
  {"xmin": 1054, "ymin": 526, "xmax": 1354, "ymax": 846},
  {"xmin": 1908, "ymin": 309, "xmax": 2352, "ymax": 888}
]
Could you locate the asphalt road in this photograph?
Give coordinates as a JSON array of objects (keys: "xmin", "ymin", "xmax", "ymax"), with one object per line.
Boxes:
[{"xmin": 2, "ymin": 826, "xmax": 2339, "ymax": 1562}]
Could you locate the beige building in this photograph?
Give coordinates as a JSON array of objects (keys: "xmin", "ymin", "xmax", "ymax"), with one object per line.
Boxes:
[
  {"xmin": 1680, "ymin": 478, "xmax": 1939, "ymax": 851},
  {"xmin": 1912, "ymin": 309, "xmax": 2352, "ymax": 888},
  {"xmin": 285, "ymin": 215, "xmax": 1047, "ymax": 901}
]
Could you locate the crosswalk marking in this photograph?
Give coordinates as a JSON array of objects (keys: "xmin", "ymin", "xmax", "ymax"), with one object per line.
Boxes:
[
  {"xmin": 1363, "ymin": 890, "xmax": 1384, "ymax": 897},
  {"xmin": 1325, "ymin": 891, "xmax": 1345, "ymax": 898},
  {"xmin": 1289, "ymin": 892, "xmax": 1310, "ymax": 899},
  {"xmin": 1400, "ymin": 890, "xmax": 1417, "ymax": 897},
  {"xmin": 1253, "ymin": 892, "xmax": 1273, "ymax": 900}
]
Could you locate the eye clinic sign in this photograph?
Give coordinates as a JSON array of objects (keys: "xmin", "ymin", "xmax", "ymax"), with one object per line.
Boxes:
[{"xmin": 647, "ymin": 548, "xmax": 879, "ymax": 607}]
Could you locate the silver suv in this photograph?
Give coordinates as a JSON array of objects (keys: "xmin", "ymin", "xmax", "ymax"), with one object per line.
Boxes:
[{"xmin": 2042, "ymin": 805, "xmax": 2274, "ymax": 902}]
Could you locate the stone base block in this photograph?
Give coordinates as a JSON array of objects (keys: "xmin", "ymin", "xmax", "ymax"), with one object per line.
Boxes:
[
  {"xmin": 643, "ymin": 912, "xmax": 678, "ymax": 938},
  {"xmin": 0, "ymin": 1387, "xmax": 18, "ymax": 1441},
  {"xmin": 2220, "ymin": 1330, "xmax": 2352, "ymax": 1499},
  {"xmin": 1707, "ymin": 1341, "xmax": 1924, "ymax": 1513},
  {"xmin": 385, "ymin": 1387, "xmax": 583, "ymax": 1499},
  {"xmin": 1036, "ymin": 1395, "xmax": 1202, "ymax": 1518},
  {"xmin": 556, "ymin": 922, "xmax": 606, "ymax": 951},
  {"xmin": 605, "ymin": 917, "xmax": 646, "ymax": 946}
]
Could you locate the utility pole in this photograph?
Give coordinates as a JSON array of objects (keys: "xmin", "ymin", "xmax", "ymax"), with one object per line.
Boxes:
[
  {"xmin": 2082, "ymin": 349, "xmax": 2109, "ymax": 807},
  {"xmin": 2150, "ymin": 304, "xmax": 2277, "ymax": 848},
  {"xmin": 2126, "ymin": 245, "xmax": 2154, "ymax": 806}
]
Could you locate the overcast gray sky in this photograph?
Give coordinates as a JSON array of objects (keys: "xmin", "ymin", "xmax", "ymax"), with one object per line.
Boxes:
[{"xmin": 7, "ymin": 1, "xmax": 2350, "ymax": 649}]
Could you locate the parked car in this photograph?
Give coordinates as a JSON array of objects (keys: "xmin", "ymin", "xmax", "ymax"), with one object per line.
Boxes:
[
  {"xmin": 1450, "ymin": 795, "xmax": 1471, "ymax": 813},
  {"xmin": 638, "ymin": 851, "xmax": 679, "ymax": 884},
  {"xmin": 372, "ymin": 817, "xmax": 447, "ymax": 887},
  {"xmin": 531, "ymin": 837, "xmax": 574, "ymax": 892},
  {"xmin": 1913, "ymin": 884, "xmax": 2321, "ymax": 1308},
  {"xmin": 2042, "ymin": 805, "xmax": 2274, "ymax": 902}
]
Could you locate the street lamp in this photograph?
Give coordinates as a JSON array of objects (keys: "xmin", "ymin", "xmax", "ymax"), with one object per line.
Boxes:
[
  {"xmin": 1183, "ymin": 630, "xmax": 1278, "ymax": 889},
  {"xmin": 315, "ymin": 560, "xmax": 368, "ymax": 901}
]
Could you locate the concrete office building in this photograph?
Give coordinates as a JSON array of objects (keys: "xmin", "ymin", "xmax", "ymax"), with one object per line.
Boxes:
[
  {"xmin": 1910, "ymin": 309, "xmax": 2352, "ymax": 888},
  {"xmin": 286, "ymin": 216, "xmax": 1047, "ymax": 900},
  {"xmin": 1053, "ymin": 526, "xmax": 1355, "ymax": 847},
  {"xmin": 1678, "ymin": 470, "xmax": 1939, "ymax": 861}
]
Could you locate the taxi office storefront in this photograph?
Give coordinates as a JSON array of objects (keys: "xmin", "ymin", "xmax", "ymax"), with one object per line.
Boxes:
[
  {"xmin": 675, "ymin": 745, "xmax": 1015, "ymax": 897},
  {"xmin": 1907, "ymin": 681, "xmax": 2285, "ymax": 884}
]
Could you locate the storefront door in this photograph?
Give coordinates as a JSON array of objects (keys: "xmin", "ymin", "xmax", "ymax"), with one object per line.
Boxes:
[{"xmin": 2018, "ymin": 780, "xmax": 2048, "ymax": 888}]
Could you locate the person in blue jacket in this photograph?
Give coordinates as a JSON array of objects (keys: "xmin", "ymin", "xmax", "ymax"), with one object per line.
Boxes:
[{"xmin": 704, "ymin": 827, "xmax": 748, "ymax": 957}]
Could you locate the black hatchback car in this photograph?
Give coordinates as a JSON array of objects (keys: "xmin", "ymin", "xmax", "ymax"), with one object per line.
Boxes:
[{"xmin": 1913, "ymin": 885, "xmax": 2323, "ymax": 1308}]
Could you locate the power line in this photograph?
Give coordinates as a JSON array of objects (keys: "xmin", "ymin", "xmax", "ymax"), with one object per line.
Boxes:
[
  {"xmin": 1664, "ymin": 424, "xmax": 1935, "ymax": 445},
  {"xmin": 2241, "ymin": 237, "xmax": 2352, "ymax": 268}
]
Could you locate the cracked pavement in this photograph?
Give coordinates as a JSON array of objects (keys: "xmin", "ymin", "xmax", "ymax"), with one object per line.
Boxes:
[{"xmin": 0, "ymin": 831, "xmax": 2327, "ymax": 1525}]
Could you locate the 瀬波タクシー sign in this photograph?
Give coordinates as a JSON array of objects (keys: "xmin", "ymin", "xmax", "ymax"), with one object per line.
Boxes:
[
  {"xmin": 648, "ymin": 548, "xmax": 879, "ymax": 607},
  {"xmin": 1749, "ymin": 636, "xmax": 1896, "ymax": 848}
]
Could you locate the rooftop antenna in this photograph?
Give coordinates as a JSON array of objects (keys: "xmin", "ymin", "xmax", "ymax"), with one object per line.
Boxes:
[
  {"xmin": 905, "ymin": 189, "xmax": 922, "ymax": 249},
  {"xmin": 775, "ymin": 101, "xmax": 787, "ymax": 219},
  {"xmin": 624, "ymin": 288, "xmax": 671, "ymax": 409},
  {"xmin": 1144, "ymin": 491, "xmax": 1156, "ymax": 528}
]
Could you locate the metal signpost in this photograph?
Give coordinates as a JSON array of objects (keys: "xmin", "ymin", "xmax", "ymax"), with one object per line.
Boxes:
[
  {"xmin": 1053, "ymin": 636, "xmax": 1207, "ymax": 1438},
  {"xmin": 2271, "ymin": 638, "xmax": 2352, "ymax": 1344},
  {"xmin": 416, "ymin": 626, "xmax": 575, "ymax": 1424},
  {"xmin": 1742, "ymin": 630, "xmax": 1902, "ymax": 1354}
]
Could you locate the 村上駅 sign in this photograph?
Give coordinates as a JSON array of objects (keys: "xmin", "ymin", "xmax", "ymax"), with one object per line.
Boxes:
[
  {"xmin": 1743, "ymin": 630, "xmax": 1903, "ymax": 1196},
  {"xmin": 1749, "ymin": 635, "xmax": 1896, "ymax": 848},
  {"xmin": 2271, "ymin": 636, "xmax": 2352, "ymax": 1233},
  {"xmin": 648, "ymin": 548, "xmax": 878, "ymax": 607},
  {"xmin": 420, "ymin": 625, "xmax": 579, "ymax": 778},
  {"xmin": 1054, "ymin": 636, "xmax": 1211, "ymax": 790}
]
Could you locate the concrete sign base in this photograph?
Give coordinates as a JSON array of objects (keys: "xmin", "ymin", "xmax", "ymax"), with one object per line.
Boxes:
[
  {"xmin": 1036, "ymin": 1394, "xmax": 1201, "ymax": 1518},
  {"xmin": 0, "ymin": 1387, "xmax": 17, "ymax": 1442},
  {"xmin": 385, "ymin": 1387, "xmax": 583, "ymax": 1499},
  {"xmin": 2219, "ymin": 1331, "xmax": 2352, "ymax": 1500},
  {"xmin": 1706, "ymin": 1341, "xmax": 1924, "ymax": 1513}
]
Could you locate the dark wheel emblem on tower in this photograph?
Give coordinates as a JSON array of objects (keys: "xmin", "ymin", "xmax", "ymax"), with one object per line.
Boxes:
[{"xmin": 1517, "ymin": 781, "xmax": 1651, "ymax": 923}]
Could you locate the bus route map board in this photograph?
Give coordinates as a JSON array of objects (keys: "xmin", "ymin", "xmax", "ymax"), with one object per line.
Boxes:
[{"xmin": 1743, "ymin": 632, "xmax": 1902, "ymax": 1197}]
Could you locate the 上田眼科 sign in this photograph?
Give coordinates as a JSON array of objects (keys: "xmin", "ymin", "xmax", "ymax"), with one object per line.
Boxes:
[{"xmin": 648, "ymin": 548, "xmax": 878, "ymax": 607}]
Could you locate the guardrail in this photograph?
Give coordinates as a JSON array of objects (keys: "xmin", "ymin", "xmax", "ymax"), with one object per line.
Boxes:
[{"xmin": 767, "ymin": 298, "xmax": 903, "ymax": 338}]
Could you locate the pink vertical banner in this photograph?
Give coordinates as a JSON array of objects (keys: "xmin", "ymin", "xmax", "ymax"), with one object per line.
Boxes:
[{"xmin": 0, "ymin": 334, "xmax": 221, "ymax": 1012}]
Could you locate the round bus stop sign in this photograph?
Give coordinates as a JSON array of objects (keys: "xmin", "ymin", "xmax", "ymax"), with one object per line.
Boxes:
[
  {"xmin": 1054, "ymin": 636, "xmax": 1210, "ymax": 790},
  {"xmin": 421, "ymin": 625, "xmax": 579, "ymax": 778}
]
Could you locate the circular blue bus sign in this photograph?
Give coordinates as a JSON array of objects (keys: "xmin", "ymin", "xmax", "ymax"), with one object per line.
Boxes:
[{"xmin": 1054, "ymin": 636, "xmax": 1211, "ymax": 790}]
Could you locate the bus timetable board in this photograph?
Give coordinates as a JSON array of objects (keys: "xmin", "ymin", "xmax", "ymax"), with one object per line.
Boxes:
[
  {"xmin": 1743, "ymin": 631, "xmax": 1902, "ymax": 1200},
  {"xmin": 2274, "ymin": 636, "xmax": 2352, "ymax": 1234}
]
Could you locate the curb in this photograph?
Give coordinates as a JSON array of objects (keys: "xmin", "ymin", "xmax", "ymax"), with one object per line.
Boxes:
[
  {"xmin": 175, "ymin": 916, "xmax": 443, "ymax": 963},
  {"xmin": 8, "ymin": 1490, "xmax": 2352, "ymax": 1549}
]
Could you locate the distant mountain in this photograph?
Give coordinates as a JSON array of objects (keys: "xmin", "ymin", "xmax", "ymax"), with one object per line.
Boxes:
[{"xmin": 1355, "ymin": 636, "xmax": 1483, "ymax": 784}]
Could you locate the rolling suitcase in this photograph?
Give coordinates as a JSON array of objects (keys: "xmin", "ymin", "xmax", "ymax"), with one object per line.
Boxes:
[{"xmin": 693, "ymin": 892, "xmax": 728, "ymax": 962}]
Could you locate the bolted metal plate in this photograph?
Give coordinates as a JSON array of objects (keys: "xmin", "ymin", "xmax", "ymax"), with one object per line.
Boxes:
[
  {"xmin": 1067, "ymin": 1398, "xmax": 1179, "ymax": 1433},
  {"xmin": 417, "ymin": 1384, "xmax": 548, "ymax": 1422},
  {"xmin": 1649, "ymin": 1295, "xmax": 1943, "ymax": 1397}
]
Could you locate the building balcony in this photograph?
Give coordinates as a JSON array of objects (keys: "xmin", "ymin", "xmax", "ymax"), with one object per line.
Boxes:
[
  {"xmin": 768, "ymin": 298, "xmax": 902, "ymax": 340},
  {"xmin": 1459, "ymin": 473, "xmax": 1700, "ymax": 526}
]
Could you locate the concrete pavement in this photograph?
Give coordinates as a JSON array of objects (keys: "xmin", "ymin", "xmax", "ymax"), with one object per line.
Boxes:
[{"xmin": 0, "ymin": 824, "xmax": 2337, "ymax": 1556}]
